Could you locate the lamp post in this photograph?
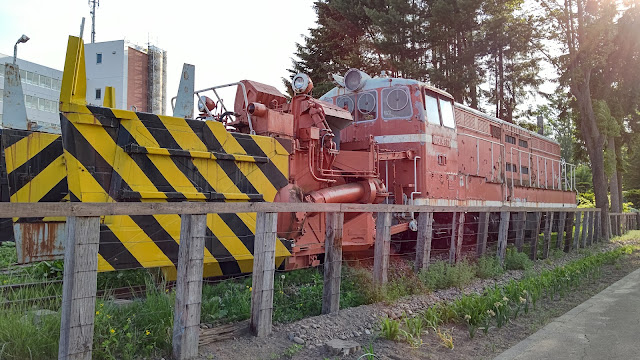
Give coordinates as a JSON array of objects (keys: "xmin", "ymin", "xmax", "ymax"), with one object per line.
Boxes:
[{"xmin": 13, "ymin": 34, "xmax": 30, "ymax": 64}]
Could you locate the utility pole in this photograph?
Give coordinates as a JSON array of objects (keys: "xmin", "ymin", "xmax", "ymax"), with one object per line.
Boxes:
[{"xmin": 89, "ymin": 0, "xmax": 99, "ymax": 43}]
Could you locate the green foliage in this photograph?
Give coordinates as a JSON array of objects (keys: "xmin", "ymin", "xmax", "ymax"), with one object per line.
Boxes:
[
  {"xmin": 577, "ymin": 192, "xmax": 596, "ymax": 208},
  {"xmin": 418, "ymin": 259, "xmax": 477, "ymax": 290},
  {"xmin": 282, "ymin": 344, "xmax": 303, "ymax": 358},
  {"xmin": 623, "ymin": 189, "xmax": 640, "ymax": 210},
  {"xmin": 379, "ymin": 317, "xmax": 400, "ymax": 340},
  {"xmin": 475, "ymin": 256, "xmax": 504, "ymax": 279},
  {"xmin": 504, "ymin": 247, "xmax": 534, "ymax": 270},
  {"xmin": 0, "ymin": 242, "xmax": 17, "ymax": 268}
]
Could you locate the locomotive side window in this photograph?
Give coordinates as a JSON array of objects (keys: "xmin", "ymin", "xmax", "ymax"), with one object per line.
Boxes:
[
  {"xmin": 382, "ymin": 87, "xmax": 412, "ymax": 119},
  {"xmin": 424, "ymin": 93, "xmax": 440, "ymax": 125},
  {"xmin": 439, "ymin": 98, "xmax": 455, "ymax": 128},
  {"xmin": 356, "ymin": 91, "xmax": 378, "ymax": 121},
  {"xmin": 519, "ymin": 139, "xmax": 528, "ymax": 148},
  {"xmin": 521, "ymin": 166, "xmax": 529, "ymax": 174},
  {"xmin": 505, "ymin": 135, "xmax": 516, "ymax": 144}
]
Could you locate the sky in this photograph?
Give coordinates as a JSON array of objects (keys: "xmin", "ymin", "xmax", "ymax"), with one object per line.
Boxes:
[{"xmin": 0, "ymin": 0, "xmax": 317, "ymax": 109}]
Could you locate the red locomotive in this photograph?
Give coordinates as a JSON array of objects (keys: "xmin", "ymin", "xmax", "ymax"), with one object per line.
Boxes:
[{"xmin": 222, "ymin": 68, "xmax": 576, "ymax": 269}]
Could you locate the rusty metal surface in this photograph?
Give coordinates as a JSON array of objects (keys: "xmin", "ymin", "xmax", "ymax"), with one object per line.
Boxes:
[{"xmin": 14, "ymin": 222, "xmax": 66, "ymax": 263}]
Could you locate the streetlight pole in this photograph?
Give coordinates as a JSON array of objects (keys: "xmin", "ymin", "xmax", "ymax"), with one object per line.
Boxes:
[{"xmin": 13, "ymin": 34, "xmax": 30, "ymax": 64}]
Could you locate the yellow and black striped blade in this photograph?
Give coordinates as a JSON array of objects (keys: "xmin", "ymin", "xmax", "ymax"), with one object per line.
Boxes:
[{"xmin": 59, "ymin": 35, "xmax": 291, "ymax": 278}]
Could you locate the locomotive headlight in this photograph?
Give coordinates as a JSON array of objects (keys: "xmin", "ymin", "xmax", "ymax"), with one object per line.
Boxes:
[
  {"xmin": 344, "ymin": 68, "xmax": 371, "ymax": 92},
  {"xmin": 292, "ymin": 73, "xmax": 313, "ymax": 94}
]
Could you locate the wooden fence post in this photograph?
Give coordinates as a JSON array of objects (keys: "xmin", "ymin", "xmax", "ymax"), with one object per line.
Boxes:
[
  {"xmin": 449, "ymin": 212, "xmax": 458, "ymax": 264},
  {"xmin": 556, "ymin": 212, "xmax": 566, "ymax": 249},
  {"xmin": 636, "ymin": 212, "xmax": 640, "ymax": 230},
  {"xmin": 455, "ymin": 212, "xmax": 466, "ymax": 263},
  {"xmin": 594, "ymin": 210, "xmax": 601, "ymax": 242},
  {"xmin": 497, "ymin": 211, "xmax": 510, "ymax": 265},
  {"xmin": 415, "ymin": 212, "xmax": 434, "ymax": 272},
  {"xmin": 581, "ymin": 210, "xmax": 590, "ymax": 248},
  {"xmin": 587, "ymin": 211, "xmax": 594, "ymax": 246},
  {"xmin": 573, "ymin": 211, "xmax": 582, "ymax": 250},
  {"xmin": 322, "ymin": 212, "xmax": 344, "ymax": 315},
  {"xmin": 250, "ymin": 212, "xmax": 278, "ymax": 337},
  {"xmin": 565, "ymin": 212, "xmax": 574, "ymax": 252},
  {"xmin": 542, "ymin": 212, "xmax": 554, "ymax": 259},
  {"xmin": 374, "ymin": 212, "xmax": 392, "ymax": 286},
  {"xmin": 530, "ymin": 212, "xmax": 542, "ymax": 260},
  {"xmin": 515, "ymin": 211, "xmax": 526, "ymax": 252},
  {"xmin": 58, "ymin": 216, "xmax": 100, "ymax": 360},
  {"xmin": 172, "ymin": 214, "xmax": 207, "ymax": 360},
  {"xmin": 476, "ymin": 212, "xmax": 490, "ymax": 257}
]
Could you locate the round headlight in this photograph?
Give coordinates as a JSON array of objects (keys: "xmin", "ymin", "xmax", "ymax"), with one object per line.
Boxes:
[
  {"xmin": 292, "ymin": 73, "xmax": 313, "ymax": 94},
  {"xmin": 344, "ymin": 68, "xmax": 370, "ymax": 92}
]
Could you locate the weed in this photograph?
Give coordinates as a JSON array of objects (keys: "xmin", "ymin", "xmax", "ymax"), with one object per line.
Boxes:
[
  {"xmin": 282, "ymin": 344, "xmax": 303, "ymax": 358},
  {"xmin": 379, "ymin": 317, "xmax": 400, "ymax": 340},
  {"xmin": 422, "ymin": 305, "xmax": 443, "ymax": 331},
  {"xmin": 359, "ymin": 343, "xmax": 377, "ymax": 360},
  {"xmin": 404, "ymin": 316, "xmax": 424, "ymax": 338},
  {"xmin": 436, "ymin": 327, "xmax": 454, "ymax": 349},
  {"xmin": 504, "ymin": 247, "xmax": 534, "ymax": 270},
  {"xmin": 419, "ymin": 259, "xmax": 476, "ymax": 290},
  {"xmin": 476, "ymin": 256, "xmax": 504, "ymax": 279}
]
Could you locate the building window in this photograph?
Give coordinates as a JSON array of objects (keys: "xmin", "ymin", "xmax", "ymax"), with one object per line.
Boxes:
[
  {"xmin": 95, "ymin": 88, "xmax": 102, "ymax": 100},
  {"xmin": 505, "ymin": 135, "xmax": 516, "ymax": 144},
  {"xmin": 96, "ymin": 53, "xmax": 102, "ymax": 64},
  {"xmin": 521, "ymin": 166, "xmax": 529, "ymax": 174},
  {"xmin": 519, "ymin": 139, "xmax": 528, "ymax": 148}
]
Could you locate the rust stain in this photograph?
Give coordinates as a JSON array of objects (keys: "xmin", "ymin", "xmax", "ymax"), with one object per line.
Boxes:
[{"xmin": 18, "ymin": 222, "xmax": 65, "ymax": 263}]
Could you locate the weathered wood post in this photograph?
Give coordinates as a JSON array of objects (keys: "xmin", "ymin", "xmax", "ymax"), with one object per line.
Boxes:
[
  {"xmin": 530, "ymin": 212, "xmax": 542, "ymax": 260},
  {"xmin": 586, "ymin": 211, "xmax": 594, "ymax": 246},
  {"xmin": 594, "ymin": 210, "xmax": 601, "ymax": 242},
  {"xmin": 250, "ymin": 212, "xmax": 278, "ymax": 337},
  {"xmin": 581, "ymin": 210, "xmax": 590, "ymax": 248},
  {"xmin": 448, "ymin": 212, "xmax": 458, "ymax": 264},
  {"xmin": 514, "ymin": 211, "xmax": 526, "ymax": 252},
  {"xmin": 58, "ymin": 216, "xmax": 100, "ymax": 360},
  {"xmin": 455, "ymin": 212, "xmax": 466, "ymax": 263},
  {"xmin": 322, "ymin": 212, "xmax": 344, "ymax": 314},
  {"xmin": 173, "ymin": 214, "xmax": 207, "ymax": 360},
  {"xmin": 476, "ymin": 212, "xmax": 490, "ymax": 257},
  {"xmin": 573, "ymin": 211, "xmax": 582, "ymax": 250},
  {"xmin": 564, "ymin": 211, "xmax": 575, "ymax": 252},
  {"xmin": 415, "ymin": 212, "xmax": 434, "ymax": 272},
  {"xmin": 373, "ymin": 212, "xmax": 392, "ymax": 286},
  {"xmin": 556, "ymin": 211, "xmax": 566, "ymax": 249},
  {"xmin": 497, "ymin": 211, "xmax": 510, "ymax": 265},
  {"xmin": 636, "ymin": 212, "xmax": 640, "ymax": 231},
  {"xmin": 542, "ymin": 211, "xmax": 554, "ymax": 259}
]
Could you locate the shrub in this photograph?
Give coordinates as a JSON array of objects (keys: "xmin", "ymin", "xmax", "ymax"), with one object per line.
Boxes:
[
  {"xmin": 419, "ymin": 259, "xmax": 477, "ymax": 290},
  {"xmin": 475, "ymin": 256, "xmax": 504, "ymax": 279},
  {"xmin": 504, "ymin": 247, "xmax": 533, "ymax": 270}
]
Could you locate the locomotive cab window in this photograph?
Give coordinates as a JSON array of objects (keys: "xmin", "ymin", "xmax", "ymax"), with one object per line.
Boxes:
[
  {"xmin": 336, "ymin": 95, "xmax": 355, "ymax": 115},
  {"xmin": 423, "ymin": 90, "xmax": 455, "ymax": 128},
  {"xmin": 382, "ymin": 86, "xmax": 412, "ymax": 120},
  {"xmin": 440, "ymin": 98, "xmax": 455, "ymax": 128},
  {"xmin": 424, "ymin": 93, "xmax": 440, "ymax": 125},
  {"xmin": 356, "ymin": 90, "xmax": 378, "ymax": 121},
  {"xmin": 505, "ymin": 135, "xmax": 516, "ymax": 144},
  {"xmin": 519, "ymin": 139, "xmax": 528, "ymax": 148}
]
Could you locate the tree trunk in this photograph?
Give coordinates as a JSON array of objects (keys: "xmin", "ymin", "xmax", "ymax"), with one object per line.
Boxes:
[{"xmin": 609, "ymin": 137, "xmax": 621, "ymax": 214}]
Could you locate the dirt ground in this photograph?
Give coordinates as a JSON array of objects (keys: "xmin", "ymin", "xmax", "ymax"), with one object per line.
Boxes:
[{"xmin": 196, "ymin": 245, "xmax": 640, "ymax": 360}]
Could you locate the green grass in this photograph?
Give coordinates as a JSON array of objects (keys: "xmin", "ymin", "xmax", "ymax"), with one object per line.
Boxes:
[
  {"xmin": 0, "ymin": 242, "xmax": 17, "ymax": 268},
  {"xmin": 418, "ymin": 258, "xmax": 476, "ymax": 290}
]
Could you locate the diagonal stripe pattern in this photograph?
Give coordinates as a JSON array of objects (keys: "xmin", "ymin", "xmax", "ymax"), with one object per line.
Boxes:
[{"xmin": 60, "ymin": 104, "xmax": 291, "ymax": 278}]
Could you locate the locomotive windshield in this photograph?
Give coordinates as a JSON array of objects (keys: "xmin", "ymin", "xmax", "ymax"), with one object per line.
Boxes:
[{"xmin": 424, "ymin": 90, "xmax": 455, "ymax": 128}]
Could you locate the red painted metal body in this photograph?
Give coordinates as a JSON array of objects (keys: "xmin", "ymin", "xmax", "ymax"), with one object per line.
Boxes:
[{"xmin": 226, "ymin": 71, "xmax": 575, "ymax": 269}]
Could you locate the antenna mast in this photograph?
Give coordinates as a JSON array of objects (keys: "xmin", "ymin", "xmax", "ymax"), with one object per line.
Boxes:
[{"xmin": 89, "ymin": 0, "xmax": 99, "ymax": 43}]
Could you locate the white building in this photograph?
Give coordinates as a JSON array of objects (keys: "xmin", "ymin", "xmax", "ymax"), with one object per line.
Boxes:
[
  {"xmin": 0, "ymin": 40, "xmax": 167, "ymax": 132},
  {"xmin": 0, "ymin": 53, "xmax": 62, "ymax": 132}
]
